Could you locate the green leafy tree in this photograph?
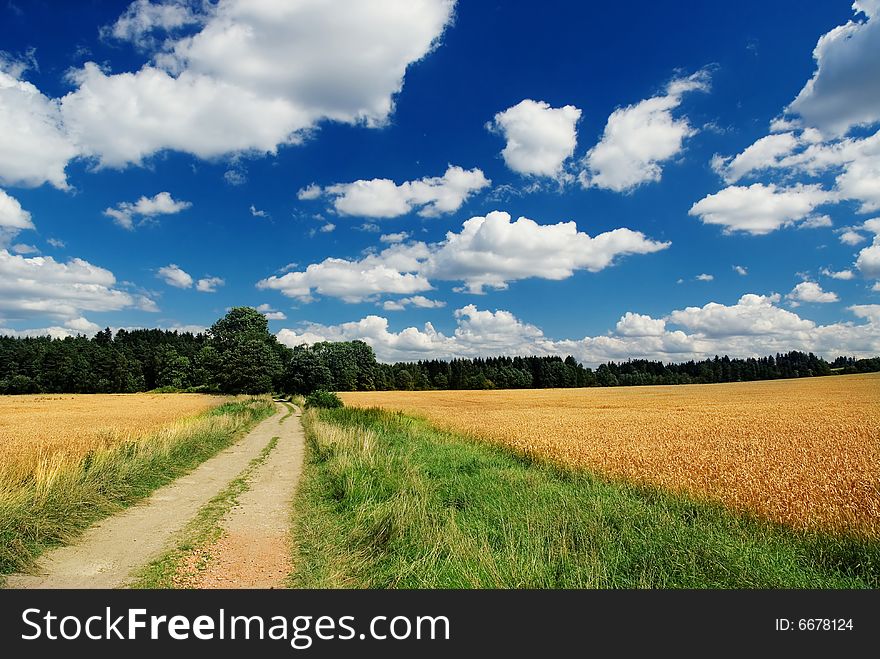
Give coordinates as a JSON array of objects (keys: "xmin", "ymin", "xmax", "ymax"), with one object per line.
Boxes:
[
  {"xmin": 221, "ymin": 339, "xmax": 282, "ymax": 394},
  {"xmin": 209, "ymin": 307, "xmax": 283, "ymax": 394},
  {"xmin": 283, "ymin": 347, "xmax": 333, "ymax": 395}
]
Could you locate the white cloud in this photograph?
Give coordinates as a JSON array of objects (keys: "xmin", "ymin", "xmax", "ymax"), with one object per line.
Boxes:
[
  {"xmin": 580, "ymin": 71, "xmax": 710, "ymax": 192},
  {"xmin": 314, "ymin": 165, "xmax": 490, "ymax": 218},
  {"xmin": 259, "ymin": 210, "xmax": 670, "ymax": 302},
  {"xmin": 255, "ymin": 303, "xmax": 286, "ymax": 321},
  {"xmin": 695, "ymin": 273, "xmax": 714, "ymax": 282},
  {"xmin": 733, "ymin": 265, "xmax": 748, "ymax": 276},
  {"xmin": 0, "ymin": 69, "xmax": 77, "ymax": 189},
  {"xmin": 0, "ymin": 249, "xmax": 142, "ymax": 321},
  {"xmin": 380, "ymin": 231, "xmax": 410, "ymax": 244},
  {"xmin": 224, "ymin": 168, "xmax": 246, "ymax": 186},
  {"xmin": 103, "ymin": 0, "xmax": 203, "ymax": 49},
  {"xmin": 195, "ymin": 275, "xmax": 224, "ymax": 292},
  {"xmin": 785, "ymin": 0, "xmax": 880, "ymax": 135},
  {"xmin": 382, "ymin": 295, "xmax": 446, "ymax": 311},
  {"xmin": 103, "ymin": 191, "xmax": 191, "ymax": 230},
  {"xmin": 250, "ymin": 204, "xmax": 268, "ymax": 218},
  {"xmin": 839, "ymin": 229, "xmax": 867, "ymax": 245},
  {"xmin": 257, "ymin": 242, "xmax": 434, "ymax": 303},
  {"xmin": 615, "ymin": 312, "xmax": 666, "ymax": 337},
  {"xmin": 787, "ymin": 281, "xmax": 839, "ymax": 304},
  {"xmin": 666, "ymin": 293, "xmax": 812, "ymax": 337},
  {"xmin": 11, "ymin": 243, "xmax": 38, "ymax": 255},
  {"xmin": 711, "ymin": 128, "xmax": 880, "ymax": 215},
  {"xmin": 319, "ymin": 223, "xmax": 335, "ymax": 233},
  {"xmin": 157, "ymin": 263, "xmax": 193, "ymax": 288},
  {"xmin": 798, "ymin": 214, "xmax": 833, "ymax": 229},
  {"xmin": 297, "ymin": 183, "xmax": 322, "ymax": 201},
  {"xmin": 835, "ymin": 148, "xmax": 880, "ymax": 213},
  {"xmin": 489, "ymin": 99, "xmax": 581, "ymax": 177},
  {"xmin": 848, "ymin": 303, "xmax": 880, "ymax": 324},
  {"xmin": 60, "ymin": 0, "xmax": 456, "ymax": 168},
  {"xmin": 276, "ymin": 295, "xmax": 880, "ymax": 364},
  {"xmin": 821, "ymin": 267, "xmax": 855, "ymax": 280},
  {"xmin": 711, "ymin": 132, "xmax": 800, "ymax": 184},
  {"xmin": 689, "ymin": 183, "xmax": 835, "ymax": 235},
  {"xmin": 425, "ymin": 210, "xmax": 670, "ymax": 294},
  {"xmin": 0, "ymin": 188, "xmax": 34, "ymax": 246},
  {"xmin": 855, "ymin": 236, "xmax": 880, "ymax": 278},
  {"xmin": 46, "ymin": 238, "xmax": 65, "ymax": 249}
]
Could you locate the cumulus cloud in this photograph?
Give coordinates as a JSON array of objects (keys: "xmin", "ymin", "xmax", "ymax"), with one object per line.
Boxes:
[
  {"xmin": 849, "ymin": 303, "xmax": 880, "ymax": 324},
  {"xmin": 821, "ymin": 267, "xmax": 854, "ymax": 280},
  {"xmin": 58, "ymin": 0, "xmax": 456, "ymax": 168},
  {"xmin": 305, "ymin": 166, "xmax": 490, "ymax": 218},
  {"xmin": 0, "ymin": 249, "xmax": 143, "ymax": 321},
  {"xmin": 707, "ymin": 2, "xmax": 880, "ymax": 224},
  {"xmin": 257, "ymin": 242, "xmax": 434, "ymax": 303},
  {"xmin": 11, "ymin": 243, "xmax": 38, "ymax": 255},
  {"xmin": 615, "ymin": 312, "xmax": 667, "ymax": 337},
  {"xmin": 785, "ymin": 0, "xmax": 880, "ymax": 135},
  {"xmin": 710, "ymin": 128, "xmax": 880, "ymax": 215},
  {"xmin": 257, "ymin": 210, "xmax": 670, "ymax": 301},
  {"xmin": 733, "ymin": 265, "xmax": 748, "ymax": 276},
  {"xmin": 0, "ymin": 188, "xmax": 34, "ymax": 245},
  {"xmin": 695, "ymin": 273, "xmax": 714, "ymax": 282},
  {"xmin": 255, "ymin": 303, "xmax": 286, "ymax": 320},
  {"xmin": 102, "ymin": 0, "xmax": 203, "ymax": 49},
  {"xmin": 711, "ymin": 132, "xmax": 800, "ymax": 184},
  {"xmin": 426, "ymin": 211, "xmax": 670, "ymax": 294},
  {"xmin": 855, "ymin": 236, "xmax": 880, "ymax": 278},
  {"xmin": 667, "ymin": 293, "xmax": 812, "ymax": 337},
  {"xmin": 382, "ymin": 295, "xmax": 446, "ymax": 311},
  {"xmin": 787, "ymin": 281, "xmax": 839, "ymax": 304},
  {"xmin": 157, "ymin": 263, "xmax": 193, "ymax": 288},
  {"xmin": 250, "ymin": 205, "xmax": 268, "ymax": 218},
  {"xmin": 839, "ymin": 229, "xmax": 868, "ymax": 245},
  {"xmin": 489, "ymin": 99, "xmax": 582, "ymax": 178},
  {"xmin": 380, "ymin": 232, "xmax": 410, "ymax": 244},
  {"xmin": 0, "ymin": 69, "xmax": 77, "ymax": 189},
  {"xmin": 689, "ymin": 183, "xmax": 835, "ymax": 235},
  {"xmin": 296, "ymin": 184, "xmax": 322, "ymax": 201},
  {"xmin": 580, "ymin": 71, "xmax": 710, "ymax": 192},
  {"xmin": 276, "ymin": 294, "xmax": 880, "ymax": 364},
  {"xmin": 103, "ymin": 191, "xmax": 191, "ymax": 230},
  {"xmin": 195, "ymin": 275, "xmax": 224, "ymax": 292}
]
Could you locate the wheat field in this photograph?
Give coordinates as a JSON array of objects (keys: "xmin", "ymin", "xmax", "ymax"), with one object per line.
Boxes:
[
  {"xmin": 0, "ymin": 394, "xmax": 223, "ymax": 475},
  {"xmin": 341, "ymin": 374, "xmax": 880, "ymax": 538}
]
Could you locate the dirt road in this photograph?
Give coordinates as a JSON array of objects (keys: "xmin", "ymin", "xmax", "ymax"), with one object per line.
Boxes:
[
  {"xmin": 175, "ymin": 406, "xmax": 304, "ymax": 588},
  {"xmin": 5, "ymin": 402, "xmax": 304, "ymax": 589}
]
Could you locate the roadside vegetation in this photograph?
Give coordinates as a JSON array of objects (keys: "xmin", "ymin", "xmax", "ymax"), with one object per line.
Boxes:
[
  {"xmin": 290, "ymin": 406, "xmax": 879, "ymax": 588},
  {"xmin": 0, "ymin": 396, "xmax": 275, "ymax": 578}
]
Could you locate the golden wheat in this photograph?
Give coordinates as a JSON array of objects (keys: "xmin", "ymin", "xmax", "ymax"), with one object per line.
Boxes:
[
  {"xmin": 0, "ymin": 394, "xmax": 223, "ymax": 476},
  {"xmin": 341, "ymin": 373, "xmax": 880, "ymax": 538}
]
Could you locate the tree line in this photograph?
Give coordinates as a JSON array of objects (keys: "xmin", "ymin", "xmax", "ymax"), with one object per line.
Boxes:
[{"xmin": 1, "ymin": 307, "xmax": 878, "ymax": 395}]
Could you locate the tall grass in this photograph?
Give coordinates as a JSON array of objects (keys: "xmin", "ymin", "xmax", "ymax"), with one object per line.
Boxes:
[
  {"xmin": 290, "ymin": 407, "xmax": 880, "ymax": 588},
  {"xmin": 0, "ymin": 396, "xmax": 275, "ymax": 576}
]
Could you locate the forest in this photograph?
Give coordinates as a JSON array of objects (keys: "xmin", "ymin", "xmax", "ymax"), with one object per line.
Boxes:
[{"xmin": 1, "ymin": 307, "xmax": 878, "ymax": 395}]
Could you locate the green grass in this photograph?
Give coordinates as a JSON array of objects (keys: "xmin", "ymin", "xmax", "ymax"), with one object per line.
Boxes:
[
  {"xmin": 289, "ymin": 406, "xmax": 880, "ymax": 589},
  {"xmin": 131, "ymin": 435, "xmax": 280, "ymax": 589},
  {"xmin": 0, "ymin": 396, "xmax": 275, "ymax": 580}
]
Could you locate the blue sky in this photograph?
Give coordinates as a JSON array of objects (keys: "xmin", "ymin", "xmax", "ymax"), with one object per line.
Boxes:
[{"xmin": 1, "ymin": 0, "xmax": 878, "ymax": 363}]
